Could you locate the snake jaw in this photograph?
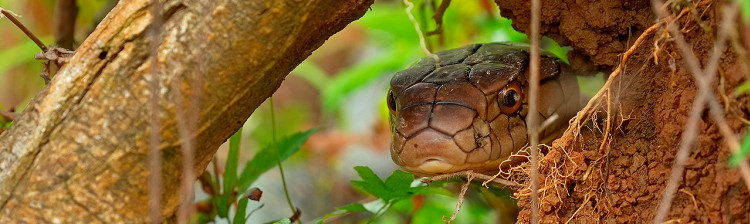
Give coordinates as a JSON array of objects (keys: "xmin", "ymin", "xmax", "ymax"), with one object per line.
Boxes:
[
  {"xmin": 415, "ymin": 159, "xmax": 454, "ymax": 174},
  {"xmin": 396, "ymin": 128, "xmax": 467, "ymax": 174}
]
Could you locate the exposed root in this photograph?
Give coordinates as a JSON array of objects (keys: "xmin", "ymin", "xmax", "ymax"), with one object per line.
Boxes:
[
  {"xmin": 442, "ymin": 173, "xmax": 472, "ymax": 224},
  {"xmin": 570, "ymin": 23, "xmax": 658, "ymax": 134},
  {"xmin": 424, "ymin": 170, "xmax": 521, "ymax": 189},
  {"xmin": 678, "ymin": 189, "xmax": 699, "ymax": 210}
]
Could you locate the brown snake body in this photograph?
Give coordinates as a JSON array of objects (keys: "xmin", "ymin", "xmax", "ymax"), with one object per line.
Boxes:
[{"xmin": 387, "ymin": 43, "xmax": 582, "ymax": 175}]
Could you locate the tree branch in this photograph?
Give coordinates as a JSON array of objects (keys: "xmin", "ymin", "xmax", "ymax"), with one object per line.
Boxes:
[{"xmin": 0, "ymin": 0, "xmax": 374, "ymax": 222}]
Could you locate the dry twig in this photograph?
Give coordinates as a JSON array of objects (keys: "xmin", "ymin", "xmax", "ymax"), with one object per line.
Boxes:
[
  {"xmin": 527, "ymin": 0, "xmax": 542, "ymax": 222},
  {"xmin": 0, "ymin": 8, "xmax": 47, "ymax": 51},
  {"xmin": 148, "ymin": 0, "xmax": 164, "ymax": 222},
  {"xmin": 54, "ymin": 0, "xmax": 78, "ymax": 49},
  {"xmin": 426, "ymin": 0, "xmax": 451, "ymax": 36},
  {"xmin": 424, "ymin": 170, "xmax": 521, "ymax": 188},
  {"xmin": 0, "ymin": 110, "xmax": 18, "ymax": 121}
]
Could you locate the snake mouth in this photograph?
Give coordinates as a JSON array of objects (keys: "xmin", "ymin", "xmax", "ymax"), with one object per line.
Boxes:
[
  {"xmin": 393, "ymin": 128, "xmax": 469, "ymax": 175},
  {"xmin": 413, "ymin": 158, "xmax": 454, "ymax": 173}
]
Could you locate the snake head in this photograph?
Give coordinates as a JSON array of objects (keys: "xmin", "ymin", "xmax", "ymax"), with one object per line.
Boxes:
[{"xmin": 387, "ymin": 43, "xmax": 580, "ymax": 176}]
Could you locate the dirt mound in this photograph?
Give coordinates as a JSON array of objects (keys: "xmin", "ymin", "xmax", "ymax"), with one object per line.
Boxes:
[{"xmin": 497, "ymin": 0, "xmax": 750, "ymax": 222}]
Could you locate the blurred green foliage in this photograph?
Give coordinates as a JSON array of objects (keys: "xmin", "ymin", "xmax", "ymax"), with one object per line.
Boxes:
[
  {"xmin": 295, "ymin": 0, "xmax": 571, "ymax": 118},
  {"xmin": 741, "ymin": 0, "xmax": 750, "ymax": 21},
  {"xmin": 198, "ymin": 127, "xmax": 319, "ymax": 223},
  {"xmin": 730, "ymin": 82, "xmax": 750, "ymax": 167}
]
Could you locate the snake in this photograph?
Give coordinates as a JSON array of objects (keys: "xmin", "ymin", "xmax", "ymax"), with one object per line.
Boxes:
[{"xmin": 387, "ymin": 43, "xmax": 582, "ymax": 176}]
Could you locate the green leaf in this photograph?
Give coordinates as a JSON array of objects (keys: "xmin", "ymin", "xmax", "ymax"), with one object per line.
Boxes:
[
  {"xmin": 0, "ymin": 39, "xmax": 47, "ymax": 78},
  {"xmin": 383, "ymin": 169, "xmax": 413, "ymax": 190},
  {"xmin": 233, "ymin": 197, "xmax": 249, "ymax": 224},
  {"xmin": 237, "ymin": 127, "xmax": 320, "ymax": 193},
  {"xmin": 215, "ymin": 194, "xmax": 229, "ymax": 218},
  {"xmin": 337, "ymin": 203, "xmax": 368, "ymax": 213},
  {"xmin": 411, "ymin": 198, "xmax": 453, "ymax": 224},
  {"xmin": 271, "ymin": 218, "xmax": 291, "ymax": 224},
  {"xmin": 224, "ymin": 128, "xmax": 242, "ymax": 196},
  {"xmin": 742, "ymin": 0, "xmax": 750, "ymax": 21},
  {"xmin": 734, "ymin": 81, "xmax": 750, "ymax": 95},
  {"xmin": 729, "ymin": 126, "xmax": 750, "ymax": 167},
  {"xmin": 350, "ymin": 166, "xmax": 391, "ymax": 200},
  {"xmin": 321, "ymin": 45, "xmax": 415, "ymax": 111},
  {"xmin": 412, "ymin": 186, "xmax": 453, "ymax": 197}
]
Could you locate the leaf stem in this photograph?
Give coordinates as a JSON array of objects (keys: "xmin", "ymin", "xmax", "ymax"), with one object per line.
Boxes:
[
  {"xmin": 1, "ymin": 9, "xmax": 47, "ymax": 51},
  {"xmin": 367, "ymin": 200, "xmax": 390, "ymax": 224},
  {"xmin": 270, "ymin": 97, "xmax": 301, "ymax": 224}
]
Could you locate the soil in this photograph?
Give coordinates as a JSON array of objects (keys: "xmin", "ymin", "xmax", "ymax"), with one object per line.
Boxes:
[{"xmin": 496, "ymin": 0, "xmax": 750, "ymax": 223}]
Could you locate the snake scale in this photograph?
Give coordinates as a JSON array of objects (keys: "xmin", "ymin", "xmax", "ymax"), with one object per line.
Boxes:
[{"xmin": 387, "ymin": 43, "xmax": 582, "ymax": 176}]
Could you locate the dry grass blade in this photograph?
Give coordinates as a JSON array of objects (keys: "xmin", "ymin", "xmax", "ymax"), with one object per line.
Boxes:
[
  {"xmin": 148, "ymin": 0, "xmax": 164, "ymax": 223},
  {"xmin": 527, "ymin": 0, "xmax": 542, "ymax": 223}
]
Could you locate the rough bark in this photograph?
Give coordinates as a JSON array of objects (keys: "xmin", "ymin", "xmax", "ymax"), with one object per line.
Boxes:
[
  {"xmin": 498, "ymin": 0, "xmax": 750, "ymax": 223},
  {"xmin": 0, "ymin": 0, "xmax": 373, "ymax": 222}
]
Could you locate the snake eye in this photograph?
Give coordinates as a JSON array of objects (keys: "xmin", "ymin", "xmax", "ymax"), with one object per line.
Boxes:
[
  {"xmin": 387, "ymin": 90, "xmax": 397, "ymax": 113},
  {"xmin": 498, "ymin": 81, "xmax": 523, "ymax": 115}
]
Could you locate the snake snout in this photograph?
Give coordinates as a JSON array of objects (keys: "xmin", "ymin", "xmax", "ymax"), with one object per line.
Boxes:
[{"xmin": 394, "ymin": 128, "xmax": 467, "ymax": 174}]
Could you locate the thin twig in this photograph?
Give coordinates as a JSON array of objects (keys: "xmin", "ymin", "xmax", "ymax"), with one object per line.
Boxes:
[
  {"xmin": 0, "ymin": 110, "xmax": 18, "ymax": 121},
  {"xmin": 403, "ymin": 0, "xmax": 440, "ymax": 63},
  {"xmin": 53, "ymin": 0, "xmax": 78, "ymax": 49},
  {"xmin": 148, "ymin": 0, "xmax": 164, "ymax": 223},
  {"xmin": 538, "ymin": 114, "xmax": 560, "ymax": 131},
  {"xmin": 527, "ymin": 0, "xmax": 542, "ymax": 222},
  {"xmin": 270, "ymin": 98, "xmax": 301, "ymax": 224},
  {"xmin": 172, "ymin": 50, "xmax": 199, "ymax": 224},
  {"xmin": 426, "ymin": 0, "xmax": 451, "ymax": 36},
  {"xmin": 173, "ymin": 2, "xmax": 212, "ymax": 222},
  {"xmin": 0, "ymin": 8, "xmax": 47, "ymax": 51}
]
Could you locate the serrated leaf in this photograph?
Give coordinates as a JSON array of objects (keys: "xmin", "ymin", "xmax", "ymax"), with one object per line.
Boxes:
[
  {"xmin": 384, "ymin": 169, "xmax": 414, "ymax": 190},
  {"xmin": 224, "ymin": 128, "xmax": 242, "ymax": 196},
  {"xmin": 237, "ymin": 127, "xmax": 320, "ymax": 193},
  {"xmin": 351, "ymin": 166, "xmax": 390, "ymax": 199},
  {"xmin": 233, "ymin": 197, "xmax": 248, "ymax": 224}
]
